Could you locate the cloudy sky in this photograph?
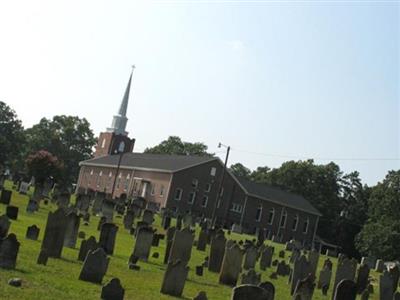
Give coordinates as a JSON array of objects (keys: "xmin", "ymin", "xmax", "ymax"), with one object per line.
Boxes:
[{"xmin": 0, "ymin": 0, "xmax": 398, "ymax": 185}]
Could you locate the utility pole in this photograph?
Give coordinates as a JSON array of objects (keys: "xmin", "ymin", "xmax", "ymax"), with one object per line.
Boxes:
[
  {"xmin": 211, "ymin": 143, "xmax": 230, "ymax": 228},
  {"xmin": 110, "ymin": 148, "xmax": 125, "ymax": 199}
]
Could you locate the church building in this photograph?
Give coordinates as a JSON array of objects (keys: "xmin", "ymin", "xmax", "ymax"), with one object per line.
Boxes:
[{"xmin": 77, "ymin": 69, "xmax": 322, "ymax": 247}]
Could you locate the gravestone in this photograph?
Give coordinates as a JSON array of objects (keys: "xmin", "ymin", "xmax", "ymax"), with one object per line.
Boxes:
[
  {"xmin": 132, "ymin": 226, "xmax": 154, "ymax": 261},
  {"xmin": 323, "ymin": 258, "xmax": 333, "ymax": 270},
  {"xmin": 243, "ymin": 245, "xmax": 258, "ymax": 270},
  {"xmin": 196, "ymin": 265, "xmax": 203, "ymax": 276},
  {"xmin": 317, "ymin": 265, "xmax": 332, "ymax": 293},
  {"xmin": 176, "ymin": 215, "xmax": 182, "ymax": 230},
  {"xmin": 208, "ymin": 230, "xmax": 226, "ymax": 273},
  {"xmin": 260, "ymin": 246, "xmax": 273, "ymax": 271},
  {"xmin": 361, "ymin": 256, "xmax": 376, "ymax": 270},
  {"xmin": 293, "ymin": 274, "xmax": 315, "ymax": 300},
  {"xmin": 99, "ymin": 223, "xmax": 118, "ymax": 255},
  {"xmin": 0, "ymin": 215, "xmax": 11, "ymax": 238},
  {"xmin": 92, "ymin": 192, "xmax": 105, "ymax": 215},
  {"xmin": 152, "ymin": 233, "xmax": 161, "ymax": 247},
  {"xmin": 241, "ymin": 269, "xmax": 261, "ymax": 285},
  {"xmin": 182, "ymin": 213, "xmax": 192, "ymax": 228},
  {"xmin": 290, "ymin": 248, "xmax": 301, "ymax": 264},
  {"xmin": 197, "ymin": 229, "xmax": 208, "ymax": 251},
  {"xmin": 164, "ymin": 227, "xmax": 176, "ymax": 264},
  {"xmin": 0, "ymin": 233, "xmax": 20, "ymax": 269},
  {"xmin": 26, "ymin": 225, "xmax": 40, "ymax": 240},
  {"xmin": 160, "ymin": 259, "xmax": 189, "ymax": 297},
  {"xmin": 376, "ymin": 259, "xmax": 385, "ymax": 273},
  {"xmin": 37, "ymin": 249, "xmax": 48, "ymax": 265},
  {"xmin": 101, "ymin": 200, "xmax": 114, "ymax": 222},
  {"xmin": 291, "ymin": 255, "xmax": 311, "ymax": 295},
  {"xmin": 356, "ymin": 264, "xmax": 370, "ymax": 294},
  {"xmin": 97, "ymin": 216, "xmax": 107, "ymax": 231},
  {"xmin": 332, "ymin": 257, "xmax": 357, "ymax": 295},
  {"xmin": 6, "ymin": 205, "xmax": 19, "ymax": 220},
  {"xmin": 19, "ymin": 182, "xmax": 30, "ymax": 194},
  {"xmin": 277, "ymin": 260, "xmax": 290, "ymax": 276},
  {"xmin": 308, "ymin": 249, "xmax": 319, "ymax": 276},
  {"xmin": 78, "ymin": 236, "xmax": 98, "ymax": 261},
  {"xmin": 64, "ymin": 212, "xmax": 80, "ymax": 248},
  {"xmin": 41, "ymin": 208, "xmax": 68, "ymax": 258},
  {"xmin": 379, "ymin": 270, "xmax": 393, "ymax": 300},
  {"xmin": 26, "ymin": 199, "xmax": 38, "ymax": 213},
  {"xmin": 333, "ymin": 279, "xmax": 357, "ymax": 300},
  {"xmin": 389, "ymin": 265, "xmax": 399, "ymax": 293},
  {"xmin": 394, "ymin": 292, "xmax": 400, "ymax": 300},
  {"xmin": 360, "ymin": 289, "xmax": 370, "ymax": 300},
  {"xmin": 162, "ymin": 215, "xmax": 171, "ymax": 230},
  {"xmin": 168, "ymin": 227, "xmax": 194, "ymax": 264},
  {"xmin": 231, "ymin": 284, "xmax": 270, "ymax": 300},
  {"xmin": 56, "ymin": 191, "xmax": 70, "ymax": 208},
  {"xmin": 0, "ymin": 189, "xmax": 12, "ymax": 205},
  {"xmin": 219, "ymin": 243, "xmax": 244, "ymax": 286},
  {"xmin": 278, "ymin": 250, "xmax": 285, "ymax": 258},
  {"xmin": 123, "ymin": 211, "xmax": 135, "ymax": 230},
  {"xmin": 79, "ymin": 248, "xmax": 109, "ymax": 284},
  {"xmin": 193, "ymin": 291, "xmax": 208, "ymax": 300},
  {"xmin": 258, "ymin": 281, "xmax": 275, "ymax": 300},
  {"xmin": 101, "ymin": 278, "xmax": 125, "ymax": 300},
  {"xmin": 142, "ymin": 209, "xmax": 154, "ymax": 225}
]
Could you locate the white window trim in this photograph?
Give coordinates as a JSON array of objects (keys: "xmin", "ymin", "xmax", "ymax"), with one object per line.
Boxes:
[
  {"xmin": 174, "ymin": 188, "xmax": 183, "ymax": 201},
  {"xmin": 210, "ymin": 167, "xmax": 217, "ymax": 176},
  {"xmin": 268, "ymin": 208, "xmax": 275, "ymax": 225},
  {"xmin": 231, "ymin": 203, "xmax": 243, "ymax": 213},
  {"xmin": 292, "ymin": 215, "xmax": 299, "ymax": 231},
  {"xmin": 280, "ymin": 209, "xmax": 287, "ymax": 228},
  {"xmin": 188, "ymin": 191, "xmax": 196, "ymax": 204},
  {"xmin": 192, "ymin": 179, "xmax": 199, "ymax": 188},
  {"xmin": 256, "ymin": 206, "xmax": 262, "ymax": 222},
  {"xmin": 303, "ymin": 218, "xmax": 309, "ymax": 234}
]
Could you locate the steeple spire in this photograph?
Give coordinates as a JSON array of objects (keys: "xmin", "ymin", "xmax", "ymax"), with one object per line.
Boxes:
[{"xmin": 107, "ymin": 66, "xmax": 135, "ymax": 136}]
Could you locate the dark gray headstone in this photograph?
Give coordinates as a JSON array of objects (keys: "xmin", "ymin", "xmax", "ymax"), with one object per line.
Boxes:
[
  {"xmin": 37, "ymin": 249, "xmax": 48, "ymax": 265},
  {"xmin": 99, "ymin": 223, "xmax": 118, "ymax": 255},
  {"xmin": 208, "ymin": 230, "xmax": 226, "ymax": 273},
  {"xmin": 64, "ymin": 212, "xmax": 80, "ymax": 248},
  {"xmin": 258, "ymin": 281, "xmax": 275, "ymax": 300},
  {"xmin": 356, "ymin": 264, "xmax": 370, "ymax": 294},
  {"xmin": 231, "ymin": 284, "xmax": 271, "ymax": 300},
  {"xmin": 0, "ymin": 189, "xmax": 12, "ymax": 205},
  {"xmin": 79, "ymin": 247, "xmax": 109, "ymax": 284},
  {"xmin": 333, "ymin": 279, "xmax": 357, "ymax": 300},
  {"xmin": 6, "ymin": 205, "xmax": 18, "ymax": 220},
  {"xmin": 160, "ymin": 259, "xmax": 189, "ymax": 297},
  {"xmin": 164, "ymin": 227, "xmax": 176, "ymax": 264},
  {"xmin": 0, "ymin": 233, "xmax": 20, "ymax": 269},
  {"xmin": 101, "ymin": 277, "xmax": 125, "ymax": 300},
  {"xmin": 219, "ymin": 243, "xmax": 243, "ymax": 286},
  {"xmin": 0, "ymin": 215, "xmax": 11, "ymax": 238},
  {"xmin": 197, "ymin": 229, "xmax": 208, "ymax": 252},
  {"xmin": 132, "ymin": 226, "xmax": 154, "ymax": 261},
  {"xmin": 168, "ymin": 227, "xmax": 194, "ymax": 265},
  {"xmin": 41, "ymin": 208, "xmax": 68, "ymax": 258},
  {"xmin": 78, "ymin": 236, "xmax": 98, "ymax": 261},
  {"xmin": 26, "ymin": 225, "xmax": 40, "ymax": 240}
]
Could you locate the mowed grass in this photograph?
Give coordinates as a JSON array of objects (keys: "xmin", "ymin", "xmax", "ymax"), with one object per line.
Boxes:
[{"xmin": 0, "ymin": 180, "xmax": 380, "ymax": 300}]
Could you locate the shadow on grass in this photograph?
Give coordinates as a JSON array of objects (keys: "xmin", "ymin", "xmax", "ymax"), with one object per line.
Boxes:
[
  {"xmin": 58, "ymin": 257, "xmax": 81, "ymax": 265},
  {"xmin": 186, "ymin": 278, "xmax": 219, "ymax": 288},
  {"xmin": 14, "ymin": 268, "xmax": 31, "ymax": 274}
]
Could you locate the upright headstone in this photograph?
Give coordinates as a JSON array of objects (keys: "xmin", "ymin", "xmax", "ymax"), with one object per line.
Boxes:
[
  {"xmin": 79, "ymin": 248, "xmax": 109, "ymax": 284},
  {"xmin": 0, "ymin": 189, "xmax": 12, "ymax": 205},
  {"xmin": 317, "ymin": 265, "xmax": 332, "ymax": 293},
  {"xmin": 208, "ymin": 230, "xmax": 226, "ymax": 273},
  {"xmin": 241, "ymin": 269, "xmax": 261, "ymax": 285},
  {"xmin": 333, "ymin": 279, "xmax": 357, "ymax": 300},
  {"xmin": 64, "ymin": 212, "xmax": 80, "ymax": 248},
  {"xmin": 356, "ymin": 264, "xmax": 370, "ymax": 294},
  {"xmin": 293, "ymin": 274, "xmax": 315, "ymax": 300},
  {"xmin": 142, "ymin": 209, "xmax": 154, "ymax": 225},
  {"xmin": 260, "ymin": 246, "xmax": 273, "ymax": 271},
  {"xmin": 101, "ymin": 278, "xmax": 125, "ymax": 300},
  {"xmin": 332, "ymin": 257, "xmax": 357, "ymax": 296},
  {"xmin": 389, "ymin": 265, "xmax": 400, "ymax": 294},
  {"xmin": 231, "ymin": 284, "xmax": 270, "ymax": 300},
  {"xmin": 0, "ymin": 215, "xmax": 11, "ymax": 238},
  {"xmin": 41, "ymin": 208, "xmax": 68, "ymax": 258},
  {"xmin": 92, "ymin": 192, "xmax": 106, "ymax": 215},
  {"xmin": 6, "ymin": 205, "xmax": 19, "ymax": 220},
  {"xmin": 78, "ymin": 236, "xmax": 98, "ymax": 261},
  {"xmin": 160, "ymin": 260, "xmax": 189, "ymax": 297},
  {"xmin": 123, "ymin": 211, "xmax": 135, "ymax": 230},
  {"xmin": 197, "ymin": 229, "xmax": 208, "ymax": 251},
  {"xmin": 102, "ymin": 200, "xmax": 114, "ymax": 222},
  {"xmin": 162, "ymin": 215, "xmax": 171, "ymax": 230},
  {"xmin": 132, "ymin": 226, "xmax": 154, "ymax": 261},
  {"xmin": 308, "ymin": 249, "xmax": 319, "ymax": 276},
  {"xmin": 219, "ymin": 243, "xmax": 243, "ymax": 286},
  {"xmin": 0, "ymin": 233, "xmax": 20, "ymax": 269},
  {"xmin": 164, "ymin": 227, "xmax": 176, "ymax": 264},
  {"xmin": 376, "ymin": 259, "xmax": 385, "ymax": 273},
  {"xmin": 25, "ymin": 225, "xmax": 40, "ymax": 240},
  {"xmin": 99, "ymin": 223, "xmax": 118, "ymax": 255},
  {"xmin": 19, "ymin": 182, "xmax": 30, "ymax": 195},
  {"xmin": 291, "ymin": 255, "xmax": 311, "ymax": 295},
  {"xmin": 379, "ymin": 270, "xmax": 393, "ymax": 300},
  {"xmin": 243, "ymin": 245, "xmax": 258, "ymax": 270},
  {"xmin": 168, "ymin": 227, "xmax": 194, "ymax": 264},
  {"xmin": 258, "ymin": 281, "xmax": 275, "ymax": 300}
]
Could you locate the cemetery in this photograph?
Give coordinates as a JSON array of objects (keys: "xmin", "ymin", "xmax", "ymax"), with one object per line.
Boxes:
[{"xmin": 0, "ymin": 180, "xmax": 397, "ymax": 300}]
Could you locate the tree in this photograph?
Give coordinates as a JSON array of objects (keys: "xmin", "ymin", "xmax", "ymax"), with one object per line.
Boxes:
[
  {"xmin": 356, "ymin": 170, "xmax": 400, "ymax": 260},
  {"xmin": 250, "ymin": 166, "xmax": 271, "ymax": 183},
  {"xmin": 26, "ymin": 150, "xmax": 62, "ymax": 186},
  {"xmin": 230, "ymin": 163, "xmax": 251, "ymax": 178},
  {"xmin": 0, "ymin": 101, "xmax": 25, "ymax": 171},
  {"xmin": 144, "ymin": 136, "xmax": 213, "ymax": 156},
  {"xmin": 25, "ymin": 115, "xmax": 96, "ymax": 186}
]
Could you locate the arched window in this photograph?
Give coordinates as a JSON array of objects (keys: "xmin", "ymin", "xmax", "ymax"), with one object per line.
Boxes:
[
  {"xmin": 268, "ymin": 208, "xmax": 275, "ymax": 225},
  {"xmin": 303, "ymin": 218, "xmax": 309, "ymax": 234},
  {"xmin": 255, "ymin": 205, "xmax": 262, "ymax": 222},
  {"xmin": 280, "ymin": 209, "xmax": 287, "ymax": 228},
  {"xmin": 292, "ymin": 214, "xmax": 299, "ymax": 231},
  {"xmin": 118, "ymin": 141, "xmax": 125, "ymax": 152}
]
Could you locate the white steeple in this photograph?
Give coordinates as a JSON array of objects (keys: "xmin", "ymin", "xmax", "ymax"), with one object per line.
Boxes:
[{"xmin": 107, "ymin": 66, "xmax": 134, "ymax": 136}]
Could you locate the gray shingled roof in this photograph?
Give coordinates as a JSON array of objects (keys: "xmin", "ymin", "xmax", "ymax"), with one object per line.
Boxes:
[
  {"xmin": 80, "ymin": 152, "xmax": 217, "ymax": 172},
  {"xmin": 236, "ymin": 177, "xmax": 322, "ymax": 216}
]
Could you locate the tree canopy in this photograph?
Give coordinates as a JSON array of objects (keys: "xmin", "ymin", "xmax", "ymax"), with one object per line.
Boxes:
[
  {"xmin": 0, "ymin": 101, "xmax": 25, "ymax": 171},
  {"xmin": 144, "ymin": 136, "xmax": 213, "ymax": 157},
  {"xmin": 26, "ymin": 150, "xmax": 62, "ymax": 185},
  {"xmin": 25, "ymin": 115, "xmax": 96, "ymax": 186}
]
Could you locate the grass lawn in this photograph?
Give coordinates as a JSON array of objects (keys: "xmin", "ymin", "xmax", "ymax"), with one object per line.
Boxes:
[{"xmin": 0, "ymin": 180, "xmax": 380, "ymax": 299}]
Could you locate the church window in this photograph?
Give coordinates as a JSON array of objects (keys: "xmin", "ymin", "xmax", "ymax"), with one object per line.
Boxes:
[
  {"xmin": 256, "ymin": 205, "xmax": 262, "ymax": 222},
  {"xmin": 292, "ymin": 215, "xmax": 299, "ymax": 231},
  {"xmin": 268, "ymin": 208, "xmax": 275, "ymax": 224},
  {"xmin": 210, "ymin": 167, "xmax": 216, "ymax": 176},
  {"xmin": 174, "ymin": 188, "xmax": 183, "ymax": 201},
  {"xmin": 280, "ymin": 209, "xmax": 287, "ymax": 228},
  {"xmin": 188, "ymin": 192, "xmax": 196, "ymax": 204},
  {"xmin": 201, "ymin": 195, "xmax": 208, "ymax": 207},
  {"xmin": 303, "ymin": 218, "xmax": 309, "ymax": 234}
]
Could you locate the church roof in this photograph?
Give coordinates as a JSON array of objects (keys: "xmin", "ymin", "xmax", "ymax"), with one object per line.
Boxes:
[
  {"xmin": 80, "ymin": 152, "xmax": 217, "ymax": 173},
  {"xmin": 235, "ymin": 176, "xmax": 322, "ymax": 216}
]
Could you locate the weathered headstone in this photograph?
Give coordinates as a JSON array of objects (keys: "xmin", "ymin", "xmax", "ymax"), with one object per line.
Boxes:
[
  {"xmin": 6, "ymin": 205, "xmax": 18, "ymax": 220},
  {"xmin": 164, "ymin": 227, "xmax": 176, "ymax": 264},
  {"xmin": 196, "ymin": 265, "xmax": 204, "ymax": 276},
  {"xmin": 102, "ymin": 200, "xmax": 114, "ymax": 222},
  {"xmin": 168, "ymin": 227, "xmax": 194, "ymax": 264},
  {"xmin": 379, "ymin": 270, "xmax": 393, "ymax": 300},
  {"xmin": 389, "ymin": 265, "xmax": 400, "ymax": 294},
  {"xmin": 332, "ymin": 257, "xmax": 357, "ymax": 295},
  {"xmin": 243, "ymin": 245, "xmax": 258, "ymax": 270},
  {"xmin": 333, "ymin": 279, "xmax": 357, "ymax": 300},
  {"xmin": 394, "ymin": 292, "xmax": 400, "ymax": 300},
  {"xmin": 142, "ymin": 209, "xmax": 154, "ymax": 225},
  {"xmin": 197, "ymin": 229, "xmax": 208, "ymax": 251},
  {"xmin": 132, "ymin": 226, "xmax": 154, "ymax": 261},
  {"xmin": 219, "ymin": 243, "xmax": 244, "ymax": 286},
  {"xmin": 291, "ymin": 255, "xmax": 311, "ymax": 295},
  {"xmin": 293, "ymin": 274, "xmax": 315, "ymax": 300},
  {"xmin": 193, "ymin": 291, "xmax": 208, "ymax": 300},
  {"xmin": 260, "ymin": 246, "xmax": 273, "ymax": 271},
  {"xmin": 78, "ymin": 236, "xmax": 98, "ymax": 261},
  {"xmin": 0, "ymin": 215, "xmax": 11, "ymax": 238},
  {"xmin": 208, "ymin": 230, "xmax": 226, "ymax": 273},
  {"xmin": 241, "ymin": 269, "xmax": 261, "ymax": 285},
  {"xmin": 231, "ymin": 284, "xmax": 270, "ymax": 300},
  {"xmin": 26, "ymin": 199, "xmax": 38, "ymax": 213},
  {"xmin": 276, "ymin": 260, "xmax": 290, "ymax": 276},
  {"xmin": 101, "ymin": 277, "xmax": 125, "ymax": 300},
  {"xmin": 97, "ymin": 216, "xmax": 107, "ymax": 231},
  {"xmin": 361, "ymin": 256, "xmax": 376, "ymax": 270},
  {"xmin": 376, "ymin": 259, "xmax": 385, "ymax": 273},
  {"xmin": 160, "ymin": 259, "xmax": 189, "ymax": 297},
  {"xmin": 25, "ymin": 225, "xmax": 40, "ymax": 240},
  {"xmin": 162, "ymin": 215, "xmax": 171, "ymax": 230},
  {"xmin": 41, "ymin": 208, "xmax": 68, "ymax": 258},
  {"xmin": 0, "ymin": 233, "xmax": 20, "ymax": 269},
  {"xmin": 123, "ymin": 211, "xmax": 135, "ymax": 230},
  {"xmin": 63, "ymin": 212, "xmax": 80, "ymax": 248},
  {"xmin": 99, "ymin": 223, "xmax": 118, "ymax": 255},
  {"xmin": 79, "ymin": 248, "xmax": 109, "ymax": 284},
  {"xmin": 356, "ymin": 264, "xmax": 370, "ymax": 294},
  {"xmin": 19, "ymin": 182, "xmax": 30, "ymax": 195},
  {"xmin": 0, "ymin": 189, "xmax": 12, "ymax": 205},
  {"xmin": 317, "ymin": 265, "xmax": 332, "ymax": 293},
  {"xmin": 308, "ymin": 249, "xmax": 319, "ymax": 276},
  {"xmin": 258, "ymin": 281, "xmax": 275, "ymax": 300}
]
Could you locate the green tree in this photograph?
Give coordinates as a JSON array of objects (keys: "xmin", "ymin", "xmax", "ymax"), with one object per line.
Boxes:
[
  {"xmin": 230, "ymin": 163, "xmax": 251, "ymax": 178},
  {"xmin": 0, "ymin": 101, "xmax": 25, "ymax": 171},
  {"xmin": 144, "ymin": 136, "xmax": 213, "ymax": 156},
  {"xmin": 250, "ymin": 166, "xmax": 271, "ymax": 183},
  {"xmin": 26, "ymin": 150, "xmax": 63, "ymax": 185},
  {"xmin": 25, "ymin": 115, "xmax": 96, "ymax": 186},
  {"xmin": 356, "ymin": 170, "xmax": 400, "ymax": 260}
]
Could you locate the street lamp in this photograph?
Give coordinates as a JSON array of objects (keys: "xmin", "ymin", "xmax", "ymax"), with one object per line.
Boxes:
[{"xmin": 210, "ymin": 143, "xmax": 230, "ymax": 228}]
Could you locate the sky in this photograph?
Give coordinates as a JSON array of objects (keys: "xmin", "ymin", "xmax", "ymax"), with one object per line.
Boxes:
[{"xmin": 0, "ymin": 0, "xmax": 398, "ymax": 186}]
